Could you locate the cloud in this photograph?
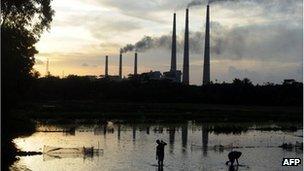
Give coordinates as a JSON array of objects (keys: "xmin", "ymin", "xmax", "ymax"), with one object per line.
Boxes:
[{"xmin": 120, "ymin": 21, "xmax": 302, "ymax": 63}]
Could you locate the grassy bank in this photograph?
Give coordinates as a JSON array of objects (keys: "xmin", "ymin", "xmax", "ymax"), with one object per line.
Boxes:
[{"xmin": 15, "ymin": 101, "xmax": 302, "ymax": 122}]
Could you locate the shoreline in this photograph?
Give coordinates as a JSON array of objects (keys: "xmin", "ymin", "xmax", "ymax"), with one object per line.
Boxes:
[{"xmin": 15, "ymin": 101, "xmax": 302, "ymax": 122}]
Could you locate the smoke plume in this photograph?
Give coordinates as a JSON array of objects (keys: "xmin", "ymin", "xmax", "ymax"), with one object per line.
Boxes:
[
  {"xmin": 187, "ymin": 0, "xmax": 238, "ymax": 8},
  {"xmin": 120, "ymin": 20, "xmax": 302, "ymax": 62},
  {"xmin": 120, "ymin": 35, "xmax": 172, "ymax": 53}
]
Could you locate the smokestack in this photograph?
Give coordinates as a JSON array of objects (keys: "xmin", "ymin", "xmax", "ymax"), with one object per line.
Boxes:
[
  {"xmin": 171, "ymin": 13, "xmax": 177, "ymax": 71},
  {"xmin": 46, "ymin": 58, "xmax": 49, "ymax": 76},
  {"xmin": 105, "ymin": 55, "xmax": 108, "ymax": 76},
  {"xmin": 182, "ymin": 8, "xmax": 189, "ymax": 85},
  {"xmin": 119, "ymin": 52, "xmax": 122, "ymax": 78},
  {"xmin": 134, "ymin": 52, "xmax": 138, "ymax": 75},
  {"xmin": 203, "ymin": 5, "xmax": 210, "ymax": 85}
]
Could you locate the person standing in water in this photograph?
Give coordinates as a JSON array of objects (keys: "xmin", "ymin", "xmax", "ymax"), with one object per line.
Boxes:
[
  {"xmin": 156, "ymin": 139, "xmax": 167, "ymax": 166},
  {"xmin": 226, "ymin": 151, "xmax": 242, "ymax": 166}
]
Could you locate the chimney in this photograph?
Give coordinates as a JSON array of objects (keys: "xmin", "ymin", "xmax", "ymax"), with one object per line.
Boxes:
[
  {"xmin": 46, "ymin": 58, "xmax": 50, "ymax": 76},
  {"xmin": 182, "ymin": 8, "xmax": 189, "ymax": 85},
  {"xmin": 134, "ymin": 52, "xmax": 138, "ymax": 75},
  {"xmin": 171, "ymin": 13, "xmax": 177, "ymax": 71},
  {"xmin": 203, "ymin": 5, "xmax": 210, "ymax": 85},
  {"xmin": 105, "ymin": 55, "xmax": 108, "ymax": 76},
  {"xmin": 119, "ymin": 52, "xmax": 122, "ymax": 78}
]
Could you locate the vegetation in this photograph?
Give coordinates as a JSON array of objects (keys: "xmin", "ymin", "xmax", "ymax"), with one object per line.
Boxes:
[
  {"xmin": 28, "ymin": 75, "xmax": 302, "ymax": 106},
  {"xmin": 1, "ymin": 0, "xmax": 54, "ymax": 169}
]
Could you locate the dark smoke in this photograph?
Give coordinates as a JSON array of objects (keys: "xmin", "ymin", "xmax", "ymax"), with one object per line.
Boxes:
[
  {"xmin": 119, "ymin": 21, "xmax": 242, "ymax": 58},
  {"xmin": 120, "ymin": 44, "xmax": 135, "ymax": 53},
  {"xmin": 187, "ymin": 0, "xmax": 238, "ymax": 8},
  {"xmin": 120, "ymin": 35, "xmax": 172, "ymax": 53}
]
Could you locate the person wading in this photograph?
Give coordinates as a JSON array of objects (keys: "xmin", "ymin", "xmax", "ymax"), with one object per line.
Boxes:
[
  {"xmin": 226, "ymin": 151, "xmax": 242, "ymax": 166},
  {"xmin": 156, "ymin": 140, "xmax": 167, "ymax": 166}
]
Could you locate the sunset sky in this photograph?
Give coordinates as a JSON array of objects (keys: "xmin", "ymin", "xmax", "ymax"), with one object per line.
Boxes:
[{"xmin": 34, "ymin": 0, "xmax": 303, "ymax": 85}]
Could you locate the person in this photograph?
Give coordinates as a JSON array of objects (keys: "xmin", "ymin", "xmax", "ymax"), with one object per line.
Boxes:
[
  {"xmin": 156, "ymin": 139, "xmax": 167, "ymax": 166},
  {"xmin": 225, "ymin": 151, "xmax": 242, "ymax": 166}
]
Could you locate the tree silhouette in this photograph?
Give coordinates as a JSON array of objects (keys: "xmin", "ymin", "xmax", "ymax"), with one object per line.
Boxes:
[
  {"xmin": 1, "ymin": 0, "xmax": 54, "ymax": 112},
  {"xmin": 1, "ymin": 1, "xmax": 54, "ymax": 168}
]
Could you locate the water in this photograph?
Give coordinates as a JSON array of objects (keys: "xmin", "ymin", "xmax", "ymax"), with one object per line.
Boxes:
[{"xmin": 11, "ymin": 121, "xmax": 303, "ymax": 171}]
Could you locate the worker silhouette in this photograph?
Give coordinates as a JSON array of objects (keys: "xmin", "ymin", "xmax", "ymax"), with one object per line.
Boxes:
[
  {"xmin": 226, "ymin": 151, "xmax": 242, "ymax": 166},
  {"xmin": 156, "ymin": 139, "xmax": 167, "ymax": 166}
]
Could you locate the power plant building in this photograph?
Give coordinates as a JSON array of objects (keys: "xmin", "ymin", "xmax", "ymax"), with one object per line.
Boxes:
[{"xmin": 101, "ymin": 7, "xmax": 213, "ymax": 85}]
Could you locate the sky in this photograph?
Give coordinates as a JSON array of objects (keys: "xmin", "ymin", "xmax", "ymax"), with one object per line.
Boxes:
[{"xmin": 34, "ymin": 0, "xmax": 303, "ymax": 85}]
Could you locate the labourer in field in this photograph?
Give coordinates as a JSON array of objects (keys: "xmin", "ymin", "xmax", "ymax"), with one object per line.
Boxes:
[
  {"xmin": 226, "ymin": 151, "xmax": 242, "ymax": 166},
  {"xmin": 156, "ymin": 139, "xmax": 167, "ymax": 166}
]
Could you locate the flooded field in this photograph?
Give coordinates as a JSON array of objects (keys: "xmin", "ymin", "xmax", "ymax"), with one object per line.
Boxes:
[{"xmin": 11, "ymin": 121, "xmax": 302, "ymax": 171}]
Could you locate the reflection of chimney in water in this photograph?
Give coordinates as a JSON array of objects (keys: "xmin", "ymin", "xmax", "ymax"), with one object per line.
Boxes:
[
  {"xmin": 146, "ymin": 126, "xmax": 150, "ymax": 135},
  {"xmin": 134, "ymin": 52, "xmax": 138, "ymax": 75},
  {"xmin": 171, "ymin": 13, "xmax": 177, "ymax": 71},
  {"xmin": 103, "ymin": 124, "xmax": 107, "ymax": 138},
  {"xmin": 117, "ymin": 124, "xmax": 121, "ymax": 141},
  {"xmin": 105, "ymin": 55, "xmax": 109, "ymax": 76},
  {"xmin": 182, "ymin": 8, "xmax": 189, "ymax": 85},
  {"xmin": 132, "ymin": 125, "xmax": 136, "ymax": 141},
  {"xmin": 169, "ymin": 127, "xmax": 175, "ymax": 153},
  {"xmin": 182, "ymin": 124, "xmax": 188, "ymax": 152},
  {"xmin": 202, "ymin": 124, "xmax": 209, "ymax": 156},
  {"xmin": 119, "ymin": 53, "xmax": 122, "ymax": 79}
]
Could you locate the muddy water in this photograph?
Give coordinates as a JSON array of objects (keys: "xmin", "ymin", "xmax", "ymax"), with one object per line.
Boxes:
[{"xmin": 11, "ymin": 121, "xmax": 303, "ymax": 171}]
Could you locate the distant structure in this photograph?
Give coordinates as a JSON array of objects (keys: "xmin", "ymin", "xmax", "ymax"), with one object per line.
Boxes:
[
  {"xmin": 119, "ymin": 52, "xmax": 122, "ymax": 79},
  {"xmin": 182, "ymin": 8, "xmax": 189, "ymax": 85},
  {"xmin": 100, "ymin": 55, "xmax": 121, "ymax": 81},
  {"xmin": 141, "ymin": 71, "xmax": 162, "ymax": 80},
  {"xmin": 163, "ymin": 13, "xmax": 182, "ymax": 83},
  {"xmin": 134, "ymin": 52, "xmax": 138, "ymax": 75},
  {"xmin": 203, "ymin": 4, "xmax": 210, "ymax": 85},
  {"xmin": 171, "ymin": 13, "xmax": 177, "ymax": 71},
  {"xmin": 45, "ymin": 58, "xmax": 50, "ymax": 76},
  {"xmin": 105, "ymin": 55, "xmax": 109, "ymax": 76},
  {"xmin": 283, "ymin": 79, "xmax": 296, "ymax": 85}
]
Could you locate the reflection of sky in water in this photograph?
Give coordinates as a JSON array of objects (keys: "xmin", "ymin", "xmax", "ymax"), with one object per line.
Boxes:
[{"xmin": 12, "ymin": 122, "xmax": 303, "ymax": 171}]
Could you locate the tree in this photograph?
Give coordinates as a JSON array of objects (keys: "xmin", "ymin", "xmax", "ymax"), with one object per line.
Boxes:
[
  {"xmin": 1, "ymin": 2, "xmax": 54, "ymax": 168},
  {"xmin": 1, "ymin": 0, "xmax": 54, "ymax": 111}
]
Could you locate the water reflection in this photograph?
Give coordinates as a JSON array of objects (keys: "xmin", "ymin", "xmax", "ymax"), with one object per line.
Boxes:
[
  {"xmin": 117, "ymin": 124, "xmax": 121, "ymax": 141},
  {"xmin": 168, "ymin": 127, "xmax": 175, "ymax": 154},
  {"xmin": 132, "ymin": 125, "xmax": 136, "ymax": 142},
  {"xmin": 202, "ymin": 123, "xmax": 209, "ymax": 156},
  {"xmin": 181, "ymin": 124, "xmax": 188, "ymax": 153},
  {"xmin": 146, "ymin": 126, "xmax": 150, "ymax": 134},
  {"xmin": 12, "ymin": 121, "xmax": 303, "ymax": 171}
]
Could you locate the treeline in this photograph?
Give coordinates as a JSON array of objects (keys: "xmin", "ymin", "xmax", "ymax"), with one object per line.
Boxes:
[{"xmin": 26, "ymin": 75, "xmax": 302, "ymax": 106}]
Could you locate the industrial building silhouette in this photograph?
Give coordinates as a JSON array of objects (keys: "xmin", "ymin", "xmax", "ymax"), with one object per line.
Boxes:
[{"xmin": 101, "ymin": 5, "xmax": 211, "ymax": 85}]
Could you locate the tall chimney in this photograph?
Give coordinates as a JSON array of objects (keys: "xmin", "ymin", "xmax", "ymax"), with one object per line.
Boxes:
[
  {"xmin": 171, "ymin": 13, "xmax": 177, "ymax": 71},
  {"xmin": 182, "ymin": 8, "xmax": 189, "ymax": 85},
  {"xmin": 134, "ymin": 52, "xmax": 138, "ymax": 75},
  {"xmin": 119, "ymin": 52, "xmax": 122, "ymax": 78},
  {"xmin": 46, "ymin": 58, "xmax": 49, "ymax": 76},
  {"xmin": 105, "ymin": 55, "xmax": 108, "ymax": 76},
  {"xmin": 203, "ymin": 5, "xmax": 210, "ymax": 85}
]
